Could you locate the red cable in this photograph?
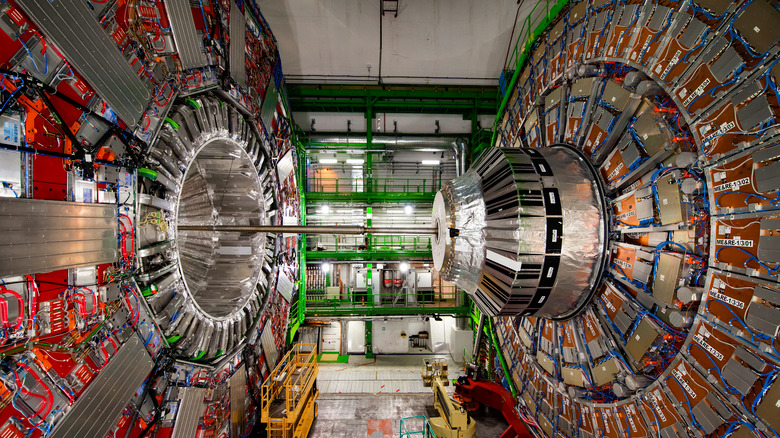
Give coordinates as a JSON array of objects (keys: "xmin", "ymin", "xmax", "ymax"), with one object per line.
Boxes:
[
  {"xmin": 14, "ymin": 363, "xmax": 53, "ymax": 429},
  {"xmin": 1, "ymin": 289, "xmax": 24, "ymax": 330},
  {"xmin": 118, "ymin": 214, "xmax": 135, "ymax": 263},
  {"xmin": 25, "ymin": 276, "xmax": 38, "ymax": 319},
  {"xmin": 0, "ymin": 300, "xmax": 8, "ymax": 329}
]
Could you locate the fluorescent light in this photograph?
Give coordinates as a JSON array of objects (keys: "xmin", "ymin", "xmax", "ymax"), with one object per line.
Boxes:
[
  {"xmin": 322, "ymin": 262, "xmax": 330, "ymax": 272},
  {"xmin": 319, "ymin": 158, "xmax": 338, "ymax": 164},
  {"xmin": 421, "ymin": 160, "xmax": 440, "ymax": 165},
  {"xmin": 320, "ymin": 205, "xmax": 330, "ymax": 214},
  {"xmin": 399, "ymin": 261, "xmax": 409, "ymax": 273},
  {"xmin": 346, "ymin": 158, "xmax": 364, "ymax": 165},
  {"xmin": 404, "ymin": 205, "xmax": 413, "ymax": 215}
]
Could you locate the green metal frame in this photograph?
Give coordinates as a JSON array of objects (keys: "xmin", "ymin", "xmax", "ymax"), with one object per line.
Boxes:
[
  {"xmin": 305, "ymin": 250, "xmax": 431, "ymax": 261},
  {"xmin": 288, "ymin": 83, "xmax": 498, "ymax": 116},
  {"xmin": 491, "ymin": 0, "xmax": 571, "ymax": 148},
  {"xmin": 468, "ymin": 304, "xmax": 516, "ymax": 398},
  {"xmin": 305, "ymin": 192, "xmax": 435, "ymax": 203},
  {"xmin": 287, "ymin": 139, "xmax": 308, "ymax": 344},
  {"xmin": 306, "ymin": 305, "xmax": 470, "ymax": 317}
]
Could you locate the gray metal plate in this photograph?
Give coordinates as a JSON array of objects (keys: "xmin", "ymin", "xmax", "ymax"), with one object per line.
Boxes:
[
  {"xmin": 691, "ymin": 400, "xmax": 722, "ymax": 435},
  {"xmin": 745, "ymin": 302, "xmax": 780, "ymax": 337},
  {"xmin": 230, "ymin": 365, "xmax": 246, "ymax": 437},
  {"xmin": 733, "ymin": 0, "xmax": 780, "ymax": 55},
  {"xmin": 656, "ymin": 174, "xmax": 683, "ymax": 225},
  {"xmin": 50, "ymin": 335, "xmax": 154, "ymax": 438},
  {"xmin": 626, "ymin": 318, "xmax": 659, "ymax": 363},
  {"xmin": 171, "ymin": 387, "xmax": 208, "ymax": 438},
  {"xmin": 0, "ymin": 198, "xmax": 117, "ymax": 276},
  {"xmin": 229, "ymin": 1, "xmax": 247, "ymax": 86},
  {"xmin": 722, "ymin": 359, "xmax": 757, "ymax": 395},
  {"xmin": 17, "ymin": 0, "xmax": 150, "ymax": 128},
  {"xmin": 654, "ymin": 253, "xmax": 682, "ymax": 305},
  {"xmin": 165, "ymin": 0, "xmax": 208, "ymax": 70},
  {"xmin": 592, "ymin": 357, "xmax": 620, "ymax": 386}
]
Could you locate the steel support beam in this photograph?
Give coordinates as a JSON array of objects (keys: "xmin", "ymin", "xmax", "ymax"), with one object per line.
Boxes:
[
  {"xmin": 306, "ymin": 306, "xmax": 471, "ymax": 317},
  {"xmin": 305, "ymin": 250, "xmax": 431, "ymax": 261},
  {"xmin": 288, "ymin": 83, "xmax": 499, "ymax": 116}
]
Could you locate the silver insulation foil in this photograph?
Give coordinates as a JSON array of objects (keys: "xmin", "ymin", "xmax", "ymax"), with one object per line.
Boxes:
[
  {"xmin": 432, "ymin": 146, "xmax": 608, "ymax": 319},
  {"xmin": 535, "ymin": 146, "xmax": 607, "ymax": 318},
  {"xmin": 432, "ymin": 169, "xmax": 486, "ymax": 294}
]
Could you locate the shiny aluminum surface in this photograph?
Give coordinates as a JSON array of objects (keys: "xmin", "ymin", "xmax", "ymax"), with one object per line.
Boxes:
[{"xmin": 176, "ymin": 137, "xmax": 267, "ymax": 318}]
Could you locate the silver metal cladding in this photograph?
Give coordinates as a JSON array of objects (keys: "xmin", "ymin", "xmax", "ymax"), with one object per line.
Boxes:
[
  {"xmin": 432, "ymin": 145, "xmax": 608, "ymax": 319},
  {"xmin": 176, "ymin": 136, "xmax": 267, "ymax": 319},
  {"xmin": 432, "ymin": 169, "xmax": 487, "ymax": 295}
]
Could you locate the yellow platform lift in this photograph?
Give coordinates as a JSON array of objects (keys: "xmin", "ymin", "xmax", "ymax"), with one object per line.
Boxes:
[
  {"xmin": 261, "ymin": 344, "xmax": 319, "ymax": 438},
  {"xmin": 421, "ymin": 359, "xmax": 476, "ymax": 438}
]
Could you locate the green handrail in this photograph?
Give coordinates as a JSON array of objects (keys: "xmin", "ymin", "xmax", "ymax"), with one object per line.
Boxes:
[
  {"xmin": 400, "ymin": 415, "xmax": 435, "ymax": 438},
  {"xmin": 309, "ymin": 176, "xmax": 442, "ymax": 193},
  {"xmin": 491, "ymin": 0, "xmax": 571, "ymax": 149},
  {"xmin": 488, "ymin": 317, "xmax": 517, "ymax": 398}
]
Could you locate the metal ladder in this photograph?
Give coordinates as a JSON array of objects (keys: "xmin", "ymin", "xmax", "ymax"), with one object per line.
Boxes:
[{"xmin": 381, "ymin": 0, "xmax": 399, "ymax": 17}]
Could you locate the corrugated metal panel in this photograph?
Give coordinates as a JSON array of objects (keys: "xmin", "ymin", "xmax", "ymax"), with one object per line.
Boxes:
[
  {"xmin": 260, "ymin": 79, "xmax": 278, "ymax": 130},
  {"xmin": 16, "ymin": 0, "xmax": 150, "ymax": 128},
  {"xmin": 165, "ymin": 0, "xmax": 208, "ymax": 70},
  {"xmin": 261, "ymin": 320, "xmax": 279, "ymax": 366},
  {"xmin": 230, "ymin": 365, "xmax": 246, "ymax": 437},
  {"xmin": 171, "ymin": 387, "xmax": 208, "ymax": 438},
  {"xmin": 50, "ymin": 336, "xmax": 154, "ymax": 438},
  {"xmin": 0, "ymin": 198, "xmax": 117, "ymax": 276},
  {"xmin": 229, "ymin": 1, "xmax": 247, "ymax": 86}
]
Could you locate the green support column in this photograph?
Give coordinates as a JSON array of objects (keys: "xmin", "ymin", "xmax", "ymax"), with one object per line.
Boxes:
[
  {"xmin": 365, "ymin": 101, "xmax": 374, "ymax": 193},
  {"xmin": 365, "ymin": 320, "xmax": 373, "ymax": 358},
  {"xmin": 288, "ymin": 141, "xmax": 308, "ymax": 344},
  {"xmin": 366, "ymin": 207, "xmax": 373, "ymax": 307}
]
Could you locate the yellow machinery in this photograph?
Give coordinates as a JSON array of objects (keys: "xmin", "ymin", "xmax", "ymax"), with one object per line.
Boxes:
[
  {"xmin": 421, "ymin": 359, "xmax": 476, "ymax": 438},
  {"xmin": 261, "ymin": 344, "xmax": 319, "ymax": 438}
]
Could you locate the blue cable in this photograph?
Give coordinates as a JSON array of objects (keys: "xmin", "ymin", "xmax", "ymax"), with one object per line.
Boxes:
[
  {"xmin": 665, "ymin": 375, "xmax": 705, "ymax": 432},
  {"xmin": 19, "ymin": 37, "xmax": 47, "ymax": 76}
]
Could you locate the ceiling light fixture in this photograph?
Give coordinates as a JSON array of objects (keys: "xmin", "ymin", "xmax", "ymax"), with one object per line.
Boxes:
[{"xmin": 421, "ymin": 160, "xmax": 440, "ymax": 165}]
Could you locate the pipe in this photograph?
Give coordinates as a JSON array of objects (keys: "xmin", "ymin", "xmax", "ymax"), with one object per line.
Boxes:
[
  {"xmin": 306, "ymin": 134, "xmax": 467, "ymax": 174},
  {"xmin": 177, "ymin": 224, "xmax": 437, "ymax": 235},
  {"xmin": 306, "ymin": 134, "xmax": 465, "ymax": 150},
  {"xmin": 472, "ymin": 314, "xmax": 485, "ymax": 359}
]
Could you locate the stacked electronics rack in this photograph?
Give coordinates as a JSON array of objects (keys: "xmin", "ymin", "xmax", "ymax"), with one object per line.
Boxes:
[
  {"xmin": 0, "ymin": 0, "xmax": 299, "ymax": 437},
  {"xmin": 492, "ymin": 0, "xmax": 780, "ymax": 437}
]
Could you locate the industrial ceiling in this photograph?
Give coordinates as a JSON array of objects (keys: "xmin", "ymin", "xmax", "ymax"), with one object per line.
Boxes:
[{"xmin": 262, "ymin": 0, "xmax": 526, "ymax": 85}]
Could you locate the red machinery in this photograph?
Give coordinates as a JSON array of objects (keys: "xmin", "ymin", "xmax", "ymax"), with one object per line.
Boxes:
[{"xmin": 454, "ymin": 378, "xmax": 535, "ymax": 438}]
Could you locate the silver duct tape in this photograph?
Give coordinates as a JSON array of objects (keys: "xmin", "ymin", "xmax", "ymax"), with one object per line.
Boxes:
[
  {"xmin": 432, "ymin": 145, "xmax": 607, "ymax": 318},
  {"xmin": 434, "ymin": 169, "xmax": 486, "ymax": 294},
  {"xmin": 536, "ymin": 146, "xmax": 607, "ymax": 318}
]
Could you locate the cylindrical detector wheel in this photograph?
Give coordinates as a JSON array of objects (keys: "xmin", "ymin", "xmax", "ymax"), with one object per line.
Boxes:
[{"xmin": 432, "ymin": 145, "xmax": 609, "ymax": 319}]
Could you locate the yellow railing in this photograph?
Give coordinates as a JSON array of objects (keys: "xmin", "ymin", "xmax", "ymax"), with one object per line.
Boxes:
[{"xmin": 261, "ymin": 344, "xmax": 318, "ymax": 438}]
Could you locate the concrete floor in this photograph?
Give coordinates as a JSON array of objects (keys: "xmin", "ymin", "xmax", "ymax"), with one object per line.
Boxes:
[
  {"xmin": 309, "ymin": 354, "xmax": 509, "ymax": 437},
  {"xmin": 251, "ymin": 354, "xmax": 510, "ymax": 437},
  {"xmin": 309, "ymin": 393, "xmax": 510, "ymax": 437},
  {"xmin": 318, "ymin": 353, "xmax": 462, "ymax": 395}
]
